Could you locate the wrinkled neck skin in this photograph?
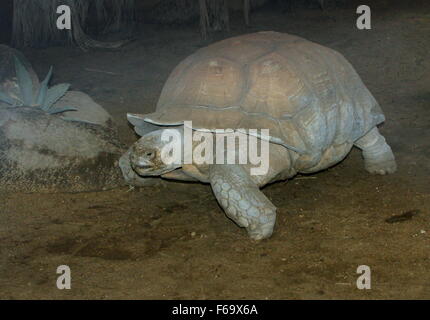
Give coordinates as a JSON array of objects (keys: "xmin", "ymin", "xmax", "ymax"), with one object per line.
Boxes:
[{"xmin": 131, "ymin": 126, "xmax": 292, "ymax": 185}]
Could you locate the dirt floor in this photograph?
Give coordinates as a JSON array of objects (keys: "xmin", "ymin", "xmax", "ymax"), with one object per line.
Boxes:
[{"xmin": 1, "ymin": 2, "xmax": 429, "ymax": 299}]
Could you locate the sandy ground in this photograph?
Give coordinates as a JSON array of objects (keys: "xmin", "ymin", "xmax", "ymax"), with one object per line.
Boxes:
[{"xmin": 0, "ymin": 2, "xmax": 429, "ymax": 299}]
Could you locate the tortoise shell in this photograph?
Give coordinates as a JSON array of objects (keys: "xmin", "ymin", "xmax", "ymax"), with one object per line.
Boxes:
[{"xmin": 129, "ymin": 31, "xmax": 384, "ymax": 155}]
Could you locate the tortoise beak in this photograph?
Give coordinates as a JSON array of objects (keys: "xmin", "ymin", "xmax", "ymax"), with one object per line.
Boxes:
[
  {"xmin": 130, "ymin": 153, "xmax": 153, "ymax": 171},
  {"xmin": 135, "ymin": 162, "xmax": 152, "ymax": 169}
]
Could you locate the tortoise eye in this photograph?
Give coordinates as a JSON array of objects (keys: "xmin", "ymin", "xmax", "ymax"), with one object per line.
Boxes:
[{"xmin": 145, "ymin": 152, "xmax": 155, "ymax": 159}]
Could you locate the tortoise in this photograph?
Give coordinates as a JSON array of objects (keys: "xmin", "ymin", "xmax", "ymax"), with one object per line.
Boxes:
[{"xmin": 119, "ymin": 31, "xmax": 396, "ymax": 240}]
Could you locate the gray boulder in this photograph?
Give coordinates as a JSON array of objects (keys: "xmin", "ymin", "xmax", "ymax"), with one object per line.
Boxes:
[{"xmin": 0, "ymin": 45, "xmax": 125, "ymax": 192}]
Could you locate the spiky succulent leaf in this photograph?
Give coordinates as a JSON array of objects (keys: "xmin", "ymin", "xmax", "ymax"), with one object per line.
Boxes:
[
  {"xmin": 35, "ymin": 66, "xmax": 53, "ymax": 107},
  {"xmin": 0, "ymin": 91, "xmax": 17, "ymax": 105},
  {"xmin": 41, "ymin": 83, "xmax": 70, "ymax": 112},
  {"xmin": 14, "ymin": 56, "xmax": 34, "ymax": 106},
  {"xmin": 47, "ymin": 106, "xmax": 77, "ymax": 114}
]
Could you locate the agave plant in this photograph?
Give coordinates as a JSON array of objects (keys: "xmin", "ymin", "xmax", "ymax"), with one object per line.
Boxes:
[{"xmin": 0, "ymin": 55, "xmax": 77, "ymax": 115}]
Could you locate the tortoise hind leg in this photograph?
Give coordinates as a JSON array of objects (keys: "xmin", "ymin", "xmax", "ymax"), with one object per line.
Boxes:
[
  {"xmin": 354, "ymin": 127, "xmax": 397, "ymax": 175},
  {"xmin": 209, "ymin": 164, "xmax": 276, "ymax": 240}
]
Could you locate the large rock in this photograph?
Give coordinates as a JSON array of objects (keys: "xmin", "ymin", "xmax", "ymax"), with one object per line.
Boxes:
[{"xmin": 0, "ymin": 45, "xmax": 125, "ymax": 192}]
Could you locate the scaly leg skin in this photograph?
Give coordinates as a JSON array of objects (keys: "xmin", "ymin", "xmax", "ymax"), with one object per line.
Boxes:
[
  {"xmin": 355, "ymin": 127, "xmax": 397, "ymax": 175},
  {"xmin": 118, "ymin": 147, "xmax": 161, "ymax": 187},
  {"xmin": 209, "ymin": 164, "xmax": 277, "ymax": 240}
]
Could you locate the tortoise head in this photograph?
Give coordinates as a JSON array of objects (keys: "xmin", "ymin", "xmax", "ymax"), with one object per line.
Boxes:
[{"xmin": 129, "ymin": 128, "xmax": 183, "ymax": 176}]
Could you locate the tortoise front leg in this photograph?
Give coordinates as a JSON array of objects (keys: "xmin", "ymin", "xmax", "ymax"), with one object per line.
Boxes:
[{"xmin": 209, "ymin": 164, "xmax": 277, "ymax": 240}]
